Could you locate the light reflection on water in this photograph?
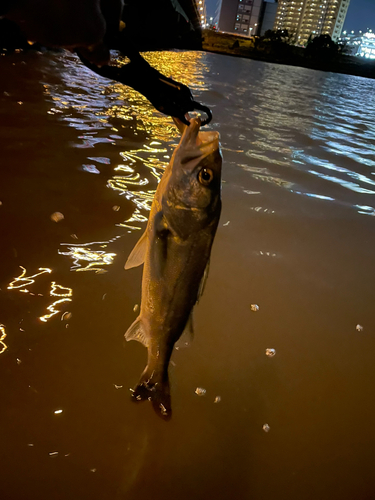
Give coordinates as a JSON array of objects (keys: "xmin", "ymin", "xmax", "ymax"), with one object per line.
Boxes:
[
  {"xmin": 59, "ymin": 240, "xmax": 118, "ymax": 272},
  {"xmin": 211, "ymin": 58, "xmax": 375, "ymax": 215},
  {"xmin": 45, "ymin": 52, "xmax": 375, "ymax": 224},
  {"xmin": 7, "ymin": 266, "xmax": 52, "ymax": 293},
  {"xmin": 9, "ymin": 50, "xmax": 373, "ymax": 297},
  {"xmin": 117, "ymin": 207, "xmax": 150, "ymax": 230},
  {"xmin": 6, "ymin": 267, "xmax": 73, "ymax": 324},
  {"xmin": 44, "ymin": 51, "xmax": 209, "ymax": 237},
  {"xmin": 2, "ymin": 51, "xmax": 375, "ymax": 326},
  {"xmin": 1, "ymin": 49, "xmax": 375, "ymax": 500},
  {"xmin": 0, "ymin": 324, "xmax": 7, "ymax": 354},
  {"xmin": 39, "ymin": 291, "xmax": 72, "ymax": 323},
  {"xmin": 42, "ymin": 282, "xmax": 73, "ymax": 324}
]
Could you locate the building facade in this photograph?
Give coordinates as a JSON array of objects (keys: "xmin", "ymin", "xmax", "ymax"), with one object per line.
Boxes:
[
  {"xmin": 340, "ymin": 31, "xmax": 375, "ymax": 59},
  {"xmin": 216, "ymin": 0, "xmax": 264, "ymax": 36},
  {"xmin": 195, "ymin": 0, "xmax": 207, "ymax": 27},
  {"xmin": 259, "ymin": 0, "xmax": 278, "ymax": 36},
  {"xmin": 274, "ymin": 0, "xmax": 351, "ymax": 45}
]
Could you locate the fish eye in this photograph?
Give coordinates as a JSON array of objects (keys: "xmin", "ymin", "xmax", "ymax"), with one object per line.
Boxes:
[{"xmin": 198, "ymin": 168, "xmax": 214, "ymax": 186}]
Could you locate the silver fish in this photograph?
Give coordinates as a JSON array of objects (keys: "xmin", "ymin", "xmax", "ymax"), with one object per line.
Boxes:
[{"xmin": 124, "ymin": 118, "xmax": 222, "ymax": 419}]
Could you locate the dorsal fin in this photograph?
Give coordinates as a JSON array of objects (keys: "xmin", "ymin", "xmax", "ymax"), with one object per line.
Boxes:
[{"xmin": 125, "ymin": 230, "xmax": 148, "ymax": 270}]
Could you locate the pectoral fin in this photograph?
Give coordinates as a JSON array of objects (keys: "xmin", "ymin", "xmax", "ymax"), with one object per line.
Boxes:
[{"xmin": 125, "ymin": 230, "xmax": 148, "ymax": 270}]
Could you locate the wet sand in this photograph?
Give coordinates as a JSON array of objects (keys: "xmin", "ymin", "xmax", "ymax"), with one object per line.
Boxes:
[{"xmin": 1, "ymin": 50, "xmax": 375, "ymax": 500}]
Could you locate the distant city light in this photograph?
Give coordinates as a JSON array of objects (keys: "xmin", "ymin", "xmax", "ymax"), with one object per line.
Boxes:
[{"xmin": 341, "ymin": 30, "xmax": 375, "ymax": 60}]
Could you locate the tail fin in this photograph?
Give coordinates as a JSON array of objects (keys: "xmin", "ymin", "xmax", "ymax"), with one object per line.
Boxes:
[{"xmin": 131, "ymin": 365, "xmax": 172, "ymax": 421}]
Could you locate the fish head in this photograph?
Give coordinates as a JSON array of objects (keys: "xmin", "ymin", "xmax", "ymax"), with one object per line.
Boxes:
[{"xmin": 164, "ymin": 118, "xmax": 222, "ymax": 223}]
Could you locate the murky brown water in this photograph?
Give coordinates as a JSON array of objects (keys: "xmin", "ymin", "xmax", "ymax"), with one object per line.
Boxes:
[{"xmin": 1, "ymin": 50, "xmax": 375, "ymax": 500}]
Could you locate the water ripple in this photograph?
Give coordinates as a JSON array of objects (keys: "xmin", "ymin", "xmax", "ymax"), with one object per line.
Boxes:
[
  {"xmin": 42, "ymin": 51, "xmax": 375, "ymax": 221},
  {"xmin": 202, "ymin": 55, "xmax": 375, "ymax": 214}
]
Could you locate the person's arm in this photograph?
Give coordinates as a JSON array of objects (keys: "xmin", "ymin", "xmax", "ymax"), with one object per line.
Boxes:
[
  {"xmin": 2, "ymin": 0, "xmax": 212, "ymax": 124},
  {"xmin": 2, "ymin": 0, "xmax": 123, "ymax": 65}
]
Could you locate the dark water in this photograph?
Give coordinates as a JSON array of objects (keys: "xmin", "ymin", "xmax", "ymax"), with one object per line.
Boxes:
[{"xmin": 1, "ymin": 50, "xmax": 375, "ymax": 500}]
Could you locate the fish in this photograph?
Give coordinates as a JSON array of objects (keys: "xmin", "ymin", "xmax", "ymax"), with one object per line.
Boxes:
[{"xmin": 124, "ymin": 117, "xmax": 222, "ymax": 420}]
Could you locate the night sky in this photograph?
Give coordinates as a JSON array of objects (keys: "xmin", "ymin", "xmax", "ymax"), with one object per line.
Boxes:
[
  {"xmin": 204, "ymin": 0, "xmax": 375, "ymax": 33},
  {"xmin": 343, "ymin": 0, "xmax": 375, "ymax": 32}
]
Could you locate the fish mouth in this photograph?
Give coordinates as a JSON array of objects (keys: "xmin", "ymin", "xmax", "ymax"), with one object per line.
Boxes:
[
  {"xmin": 174, "ymin": 118, "xmax": 220, "ymax": 163},
  {"xmin": 174, "ymin": 117, "xmax": 220, "ymax": 147}
]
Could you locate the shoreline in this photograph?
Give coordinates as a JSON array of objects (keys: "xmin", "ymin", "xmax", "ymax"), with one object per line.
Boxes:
[{"xmin": 202, "ymin": 30, "xmax": 375, "ymax": 81}]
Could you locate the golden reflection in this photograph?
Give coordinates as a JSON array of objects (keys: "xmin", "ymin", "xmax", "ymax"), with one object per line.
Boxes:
[
  {"xmin": 117, "ymin": 208, "xmax": 149, "ymax": 230},
  {"xmin": 105, "ymin": 51, "xmax": 207, "ymax": 230},
  {"xmin": 106, "ymin": 51, "xmax": 207, "ymax": 141},
  {"xmin": 7, "ymin": 267, "xmax": 52, "ymax": 293},
  {"xmin": 40, "ymin": 298, "xmax": 72, "ymax": 323},
  {"xmin": 107, "ymin": 88, "xmax": 175, "ymax": 142},
  {"xmin": 118, "ymin": 144, "xmax": 168, "ymax": 181},
  {"xmin": 108, "ymin": 174, "xmax": 149, "ymax": 191},
  {"xmin": 49, "ymin": 51, "xmax": 208, "ymax": 233},
  {"xmin": 122, "ymin": 190, "xmax": 156, "ymax": 213},
  {"xmin": 108, "ymin": 147, "xmax": 168, "ymax": 233},
  {"xmin": 143, "ymin": 52, "xmax": 208, "ymax": 91},
  {"xmin": 59, "ymin": 242, "xmax": 116, "ymax": 272},
  {"xmin": 39, "ymin": 282, "xmax": 73, "ymax": 323},
  {"xmin": 50, "ymin": 282, "xmax": 73, "ymax": 297},
  {"xmin": 0, "ymin": 324, "xmax": 7, "ymax": 354}
]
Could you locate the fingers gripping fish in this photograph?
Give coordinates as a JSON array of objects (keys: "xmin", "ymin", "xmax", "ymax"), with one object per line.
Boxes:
[{"xmin": 124, "ymin": 118, "xmax": 222, "ymax": 420}]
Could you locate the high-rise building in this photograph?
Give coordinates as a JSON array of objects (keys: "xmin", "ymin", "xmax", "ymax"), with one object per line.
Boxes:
[
  {"xmin": 216, "ymin": 0, "xmax": 264, "ymax": 36},
  {"xmin": 274, "ymin": 0, "xmax": 351, "ymax": 45},
  {"xmin": 340, "ymin": 30, "xmax": 375, "ymax": 59},
  {"xmin": 196, "ymin": 0, "xmax": 207, "ymax": 27},
  {"xmin": 259, "ymin": 0, "xmax": 278, "ymax": 36}
]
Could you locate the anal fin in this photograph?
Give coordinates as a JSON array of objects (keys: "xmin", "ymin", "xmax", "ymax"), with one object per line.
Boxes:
[{"xmin": 175, "ymin": 312, "xmax": 194, "ymax": 349}]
